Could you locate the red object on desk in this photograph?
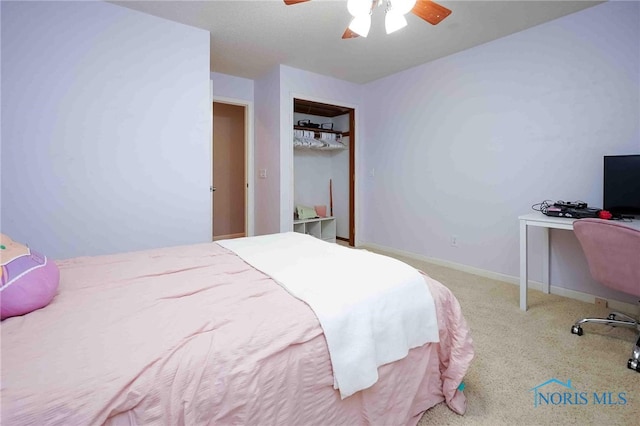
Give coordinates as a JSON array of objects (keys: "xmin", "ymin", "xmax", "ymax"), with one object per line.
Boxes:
[{"xmin": 598, "ymin": 210, "xmax": 613, "ymax": 220}]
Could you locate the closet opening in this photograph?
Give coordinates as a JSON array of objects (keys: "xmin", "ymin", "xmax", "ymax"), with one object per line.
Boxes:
[{"xmin": 292, "ymin": 98, "xmax": 355, "ymax": 246}]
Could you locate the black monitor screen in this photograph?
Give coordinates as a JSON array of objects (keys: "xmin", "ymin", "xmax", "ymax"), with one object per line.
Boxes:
[{"xmin": 603, "ymin": 155, "xmax": 640, "ymax": 216}]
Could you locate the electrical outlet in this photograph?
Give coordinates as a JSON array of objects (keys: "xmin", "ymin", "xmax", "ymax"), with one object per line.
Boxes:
[
  {"xmin": 450, "ymin": 235, "xmax": 458, "ymax": 247},
  {"xmin": 258, "ymin": 169, "xmax": 267, "ymax": 179},
  {"xmin": 595, "ymin": 297, "xmax": 607, "ymax": 308}
]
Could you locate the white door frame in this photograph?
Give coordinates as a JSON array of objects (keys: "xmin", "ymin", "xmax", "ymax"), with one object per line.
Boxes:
[{"xmin": 212, "ymin": 95, "xmax": 255, "ymax": 238}]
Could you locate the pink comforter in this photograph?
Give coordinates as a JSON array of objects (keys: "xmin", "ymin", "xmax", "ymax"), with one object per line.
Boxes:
[{"xmin": 1, "ymin": 242, "xmax": 473, "ymax": 425}]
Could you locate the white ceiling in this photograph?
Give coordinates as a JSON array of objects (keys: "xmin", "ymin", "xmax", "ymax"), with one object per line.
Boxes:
[{"xmin": 110, "ymin": 0, "xmax": 605, "ymax": 84}]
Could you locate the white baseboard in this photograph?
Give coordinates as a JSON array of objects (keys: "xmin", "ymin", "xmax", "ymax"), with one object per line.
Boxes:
[{"xmin": 359, "ymin": 242, "xmax": 638, "ymax": 315}]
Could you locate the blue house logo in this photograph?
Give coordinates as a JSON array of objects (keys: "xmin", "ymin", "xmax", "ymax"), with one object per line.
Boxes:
[
  {"xmin": 530, "ymin": 378, "xmax": 628, "ymax": 407},
  {"xmin": 529, "ymin": 378, "xmax": 577, "ymax": 407}
]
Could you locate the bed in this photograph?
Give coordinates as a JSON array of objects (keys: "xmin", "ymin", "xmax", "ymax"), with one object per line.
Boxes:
[{"xmin": 1, "ymin": 232, "xmax": 474, "ymax": 425}]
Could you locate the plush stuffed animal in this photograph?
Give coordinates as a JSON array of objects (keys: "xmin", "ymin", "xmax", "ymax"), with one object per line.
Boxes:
[{"xmin": 1, "ymin": 234, "xmax": 59, "ymax": 320}]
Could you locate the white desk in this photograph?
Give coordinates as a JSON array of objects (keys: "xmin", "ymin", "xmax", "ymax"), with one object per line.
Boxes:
[{"xmin": 518, "ymin": 212, "xmax": 640, "ymax": 311}]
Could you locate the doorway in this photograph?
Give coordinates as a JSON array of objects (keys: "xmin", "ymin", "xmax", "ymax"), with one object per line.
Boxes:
[{"xmin": 212, "ymin": 101, "xmax": 246, "ymax": 241}]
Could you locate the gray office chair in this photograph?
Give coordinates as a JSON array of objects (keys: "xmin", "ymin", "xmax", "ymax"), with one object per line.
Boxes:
[{"xmin": 570, "ymin": 219, "xmax": 640, "ymax": 372}]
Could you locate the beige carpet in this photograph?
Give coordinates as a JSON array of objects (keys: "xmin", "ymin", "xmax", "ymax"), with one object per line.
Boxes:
[{"xmin": 370, "ymin": 249, "xmax": 639, "ymax": 426}]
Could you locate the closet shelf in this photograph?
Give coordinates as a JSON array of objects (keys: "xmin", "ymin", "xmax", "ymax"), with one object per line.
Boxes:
[{"xmin": 294, "ymin": 125, "xmax": 343, "ymax": 135}]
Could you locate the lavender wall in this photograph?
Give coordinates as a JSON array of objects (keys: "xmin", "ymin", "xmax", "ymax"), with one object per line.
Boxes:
[
  {"xmin": 211, "ymin": 72, "xmax": 254, "ymax": 102},
  {"xmin": 1, "ymin": 1, "xmax": 211, "ymax": 259},
  {"xmin": 360, "ymin": 1, "xmax": 639, "ymax": 303},
  {"xmin": 253, "ymin": 67, "xmax": 282, "ymax": 235}
]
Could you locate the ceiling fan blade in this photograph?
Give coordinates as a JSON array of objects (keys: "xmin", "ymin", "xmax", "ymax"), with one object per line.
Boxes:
[
  {"xmin": 342, "ymin": 27, "xmax": 360, "ymax": 39},
  {"xmin": 412, "ymin": 0, "xmax": 451, "ymax": 25},
  {"xmin": 284, "ymin": 0, "xmax": 311, "ymax": 5}
]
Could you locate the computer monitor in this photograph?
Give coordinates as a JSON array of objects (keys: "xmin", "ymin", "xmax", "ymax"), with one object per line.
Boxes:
[{"xmin": 603, "ymin": 154, "xmax": 640, "ymax": 217}]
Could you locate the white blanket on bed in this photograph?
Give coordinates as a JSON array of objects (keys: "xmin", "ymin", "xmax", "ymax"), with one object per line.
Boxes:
[{"xmin": 218, "ymin": 232, "xmax": 439, "ymax": 399}]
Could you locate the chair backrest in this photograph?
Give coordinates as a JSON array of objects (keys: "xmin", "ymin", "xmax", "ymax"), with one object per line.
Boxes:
[{"xmin": 573, "ymin": 219, "xmax": 640, "ymax": 298}]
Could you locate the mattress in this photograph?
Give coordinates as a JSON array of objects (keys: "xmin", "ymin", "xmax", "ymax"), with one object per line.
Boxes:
[{"xmin": 0, "ymin": 236, "xmax": 474, "ymax": 425}]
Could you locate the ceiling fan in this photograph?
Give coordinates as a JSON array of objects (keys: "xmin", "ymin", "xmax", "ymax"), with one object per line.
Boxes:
[{"xmin": 283, "ymin": 0, "xmax": 451, "ymax": 39}]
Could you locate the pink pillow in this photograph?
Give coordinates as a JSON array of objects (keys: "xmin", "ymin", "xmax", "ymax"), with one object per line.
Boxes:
[
  {"xmin": 1, "ymin": 235, "xmax": 59, "ymax": 320},
  {"xmin": 314, "ymin": 205, "xmax": 327, "ymax": 218}
]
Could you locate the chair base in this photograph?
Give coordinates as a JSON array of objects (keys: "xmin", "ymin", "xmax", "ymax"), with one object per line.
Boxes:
[
  {"xmin": 628, "ymin": 335, "xmax": 640, "ymax": 372},
  {"xmin": 571, "ymin": 311, "xmax": 640, "ymax": 373}
]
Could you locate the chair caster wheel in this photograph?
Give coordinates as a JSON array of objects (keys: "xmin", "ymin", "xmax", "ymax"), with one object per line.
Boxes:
[
  {"xmin": 571, "ymin": 325, "xmax": 583, "ymax": 336},
  {"xmin": 608, "ymin": 313, "xmax": 616, "ymax": 320},
  {"xmin": 628, "ymin": 359, "xmax": 640, "ymax": 372}
]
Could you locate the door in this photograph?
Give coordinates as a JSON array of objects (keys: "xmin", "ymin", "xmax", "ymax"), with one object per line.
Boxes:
[{"xmin": 212, "ymin": 102, "xmax": 246, "ymax": 240}]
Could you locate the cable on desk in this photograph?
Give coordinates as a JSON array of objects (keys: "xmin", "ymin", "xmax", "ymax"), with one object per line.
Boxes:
[{"xmin": 531, "ymin": 200, "xmax": 553, "ymax": 215}]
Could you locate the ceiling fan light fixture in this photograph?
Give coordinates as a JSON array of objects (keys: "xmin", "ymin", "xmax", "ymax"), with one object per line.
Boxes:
[
  {"xmin": 390, "ymin": 0, "xmax": 417, "ymax": 15},
  {"xmin": 347, "ymin": 0, "xmax": 372, "ymax": 17},
  {"xmin": 349, "ymin": 14, "xmax": 372, "ymax": 37},
  {"xmin": 385, "ymin": 10, "xmax": 407, "ymax": 34}
]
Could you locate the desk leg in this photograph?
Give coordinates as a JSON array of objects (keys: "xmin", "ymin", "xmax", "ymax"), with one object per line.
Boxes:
[
  {"xmin": 541, "ymin": 227, "xmax": 550, "ymax": 294},
  {"xmin": 519, "ymin": 220, "xmax": 528, "ymax": 311}
]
